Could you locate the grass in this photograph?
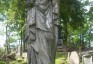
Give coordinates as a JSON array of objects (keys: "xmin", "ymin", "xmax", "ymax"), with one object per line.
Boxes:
[
  {"xmin": 55, "ymin": 51, "xmax": 67, "ymax": 64},
  {"xmin": 0, "ymin": 61, "xmax": 5, "ymax": 64},
  {"xmin": 10, "ymin": 57, "xmax": 27, "ymax": 64},
  {"xmin": 9, "ymin": 51, "xmax": 67, "ymax": 64}
]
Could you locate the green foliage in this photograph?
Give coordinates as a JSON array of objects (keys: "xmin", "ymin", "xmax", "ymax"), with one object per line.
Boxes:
[
  {"xmin": 6, "ymin": 0, "xmax": 26, "ymax": 33},
  {"xmin": 10, "ymin": 58, "xmax": 27, "ymax": 64},
  {"xmin": 0, "ymin": 0, "xmax": 26, "ymax": 35},
  {"xmin": 0, "ymin": 61, "xmax": 5, "ymax": 64},
  {"xmin": 0, "ymin": 0, "xmax": 27, "ymax": 44},
  {"xmin": 0, "ymin": 48, "xmax": 5, "ymax": 54},
  {"xmin": 59, "ymin": 0, "xmax": 86, "ymax": 45},
  {"xmin": 55, "ymin": 52, "xmax": 67, "ymax": 64},
  {"xmin": 59, "ymin": 0, "xmax": 93, "ymax": 49}
]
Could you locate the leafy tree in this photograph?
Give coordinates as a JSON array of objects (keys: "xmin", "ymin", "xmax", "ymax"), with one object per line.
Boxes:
[{"xmin": 59, "ymin": 0, "xmax": 86, "ymax": 45}]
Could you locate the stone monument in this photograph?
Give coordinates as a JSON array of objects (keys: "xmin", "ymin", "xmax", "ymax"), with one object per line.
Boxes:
[
  {"xmin": 82, "ymin": 54, "xmax": 92, "ymax": 64},
  {"xmin": 25, "ymin": 0, "xmax": 59, "ymax": 64},
  {"xmin": 68, "ymin": 51, "xmax": 80, "ymax": 64}
]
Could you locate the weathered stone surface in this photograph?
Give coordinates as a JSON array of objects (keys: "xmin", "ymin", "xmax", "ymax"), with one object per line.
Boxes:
[
  {"xmin": 25, "ymin": 0, "xmax": 59, "ymax": 64},
  {"xmin": 82, "ymin": 54, "xmax": 92, "ymax": 64},
  {"xmin": 68, "ymin": 51, "xmax": 80, "ymax": 64}
]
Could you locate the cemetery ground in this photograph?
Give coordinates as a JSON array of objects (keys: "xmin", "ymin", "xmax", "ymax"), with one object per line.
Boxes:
[
  {"xmin": 10, "ymin": 52, "xmax": 68, "ymax": 64},
  {"xmin": 1, "ymin": 47, "xmax": 93, "ymax": 64},
  {"xmin": 0, "ymin": 52, "xmax": 67, "ymax": 64}
]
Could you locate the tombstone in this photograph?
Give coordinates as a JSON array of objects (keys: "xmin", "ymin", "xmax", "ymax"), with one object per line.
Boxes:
[
  {"xmin": 68, "ymin": 51, "xmax": 80, "ymax": 64},
  {"xmin": 16, "ymin": 45, "xmax": 20, "ymax": 57},
  {"xmin": 16, "ymin": 45, "xmax": 20, "ymax": 53},
  {"xmin": 82, "ymin": 54, "xmax": 92, "ymax": 64}
]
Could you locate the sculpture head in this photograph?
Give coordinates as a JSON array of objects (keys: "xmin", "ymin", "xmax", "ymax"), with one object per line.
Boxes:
[
  {"xmin": 26, "ymin": 0, "xmax": 36, "ymax": 8},
  {"xmin": 27, "ymin": 0, "xmax": 35, "ymax": 4}
]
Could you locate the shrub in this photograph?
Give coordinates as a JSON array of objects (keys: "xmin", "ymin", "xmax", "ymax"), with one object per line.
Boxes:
[{"xmin": 0, "ymin": 61, "xmax": 5, "ymax": 64}]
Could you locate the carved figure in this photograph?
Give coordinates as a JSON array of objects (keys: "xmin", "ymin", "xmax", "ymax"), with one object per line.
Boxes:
[{"xmin": 25, "ymin": 0, "xmax": 59, "ymax": 64}]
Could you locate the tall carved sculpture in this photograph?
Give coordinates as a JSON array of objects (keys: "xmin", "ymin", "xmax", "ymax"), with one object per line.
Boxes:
[{"xmin": 25, "ymin": 0, "xmax": 59, "ymax": 64}]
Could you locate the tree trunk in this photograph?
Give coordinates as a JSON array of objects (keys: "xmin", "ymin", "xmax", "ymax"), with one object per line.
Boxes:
[
  {"xmin": 6, "ymin": 25, "xmax": 10, "ymax": 64},
  {"xmin": 20, "ymin": 31, "xmax": 23, "ymax": 57}
]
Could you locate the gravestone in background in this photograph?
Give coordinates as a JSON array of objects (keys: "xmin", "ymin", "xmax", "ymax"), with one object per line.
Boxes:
[
  {"xmin": 82, "ymin": 54, "xmax": 92, "ymax": 64},
  {"xmin": 68, "ymin": 51, "xmax": 80, "ymax": 64},
  {"xmin": 16, "ymin": 45, "xmax": 20, "ymax": 57},
  {"xmin": 16, "ymin": 45, "xmax": 20, "ymax": 53}
]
